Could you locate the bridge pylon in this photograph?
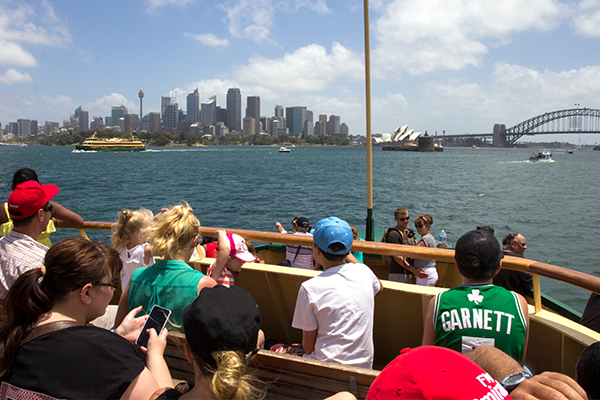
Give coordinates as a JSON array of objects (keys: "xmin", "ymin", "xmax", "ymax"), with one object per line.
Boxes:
[{"xmin": 493, "ymin": 124, "xmax": 507, "ymax": 147}]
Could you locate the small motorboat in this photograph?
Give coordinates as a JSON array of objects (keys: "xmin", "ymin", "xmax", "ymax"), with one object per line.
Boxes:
[
  {"xmin": 566, "ymin": 149, "xmax": 574, "ymax": 154},
  {"xmin": 529, "ymin": 150, "xmax": 554, "ymax": 162},
  {"xmin": 278, "ymin": 146, "xmax": 290, "ymax": 153}
]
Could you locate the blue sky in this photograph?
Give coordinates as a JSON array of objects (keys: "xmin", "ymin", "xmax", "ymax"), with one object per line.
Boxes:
[{"xmin": 2, "ymin": 0, "xmax": 600, "ymax": 144}]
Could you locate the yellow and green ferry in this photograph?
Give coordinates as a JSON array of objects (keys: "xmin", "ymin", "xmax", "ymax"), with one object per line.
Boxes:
[{"xmin": 76, "ymin": 132, "xmax": 145, "ymax": 152}]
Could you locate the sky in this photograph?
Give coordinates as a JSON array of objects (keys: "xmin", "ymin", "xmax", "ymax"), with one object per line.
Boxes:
[{"xmin": 2, "ymin": 0, "xmax": 600, "ymax": 144}]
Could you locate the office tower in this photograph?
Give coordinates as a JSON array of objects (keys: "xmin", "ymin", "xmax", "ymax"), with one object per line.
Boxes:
[
  {"xmin": 243, "ymin": 116, "xmax": 255, "ymax": 136},
  {"xmin": 187, "ymin": 89, "xmax": 200, "ymax": 123},
  {"xmin": 271, "ymin": 119, "xmax": 280, "ymax": 135},
  {"xmin": 118, "ymin": 117, "xmax": 125, "ymax": 131},
  {"xmin": 112, "ymin": 105, "xmax": 128, "ymax": 130},
  {"xmin": 318, "ymin": 113, "xmax": 327, "ymax": 135},
  {"xmin": 216, "ymin": 106, "xmax": 227, "ymax": 124},
  {"xmin": 328, "ymin": 115, "xmax": 341, "ymax": 137},
  {"xmin": 7, "ymin": 122, "xmax": 18, "ymax": 135},
  {"xmin": 304, "ymin": 120, "xmax": 314, "ymax": 136},
  {"xmin": 44, "ymin": 121, "xmax": 53, "ymax": 135},
  {"xmin": 124, "ymin": 114, "xmax": 139, "ymax": 132},
  {"xmin": 70, "ymin": 116, "xmax": 79, "ymax": 132},
  {"xmin": 201, "ymin": 95, "xmax": 216, "ymax": 127},
  {"xmin": 105, "ymin": 116, "xmax": 112, "ymax": 127},
  {"xmin": 163, "ymin": 103, "xmax": 178, "ymax": 130},
  {"xmin": 161, "ymin": 96, "xmax": 171, "ymax": 121},
  {"xmin": 91, "ymin": 117, "xmax": 103, "ymax": 130},
  {"xmin": 246, "ymin": 96, "xmax": 260, "ymax": 133},
  {"xmin": 51, "ymin": 122, "xmax": 59, "ymax": 133},
  {"xmin": 226, "ymin": 88, "xmax": 241, "ymax": 132},
  {"xmin": 340, "ymin": 123, "xmax": 349, "ymax": 136},
  {"xmin": 78, "ymin": 111, "xmax": 89, "ymax": 132},
  {"xmin": 17, "ymin": 119, "xmax": 31, "ymax": 136},
  {"xmin": 215, "ymin": 121, "xmax": 228, "ymax": 136},
  {"xmin": 149, "ymin": 112, "xmax": 161, "ymax": 131},
  {"xmin": 74, "ymin": 106, "xmax": 82, "ymax": 119},
  {"xmin": 274, "ymin": 105, "xmax": 284, "ymax": 119},
  {"xmin": 30, "ymin": 120, "xmax": 38, "ymax": 136},
  {"xmin": 285, "ymin": 106, "xmax": 306, "ymax": 136}
]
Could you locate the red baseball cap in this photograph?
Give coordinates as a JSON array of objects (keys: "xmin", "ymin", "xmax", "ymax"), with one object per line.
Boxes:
[
  {"xmin": 366, "ymin": 347, "xmax": 512, "ymax": 400},
  {"xmin": 8, "ymin": 180, "xmax": 59, "ymax": 219}
]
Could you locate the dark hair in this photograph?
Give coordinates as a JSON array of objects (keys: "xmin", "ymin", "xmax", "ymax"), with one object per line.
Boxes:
[
  {"xmin": 577, "ymin": 342, "xmax": 600, "ymax": 400},
  {"xmin": 456, "ymin": 253, "xmax": 498, "ymax": 280},
  {"xmin": 318, "ymin": 243, "xmax": 348, "ymax": 262},
  {"xmin": 502, "ymin": 232, "xmax": 520, "ymax": 248},
  {"xmin": 0, "ymin": 238, "xmax": 121, "ymax": 376},
  {"xmin": 11, "ymin": 168, "xmax": 39, "ymax": 188},
  {"xmin": 476, "ymin": 226, "xmax": 495, "ymax": 235},
  {"xmin": 11, "ymin": 212, "xmax": 37, "ymax": 228}
]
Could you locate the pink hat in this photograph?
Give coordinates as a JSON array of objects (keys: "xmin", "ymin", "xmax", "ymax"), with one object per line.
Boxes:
[
  {"xmin": 366, "ymin": 347, "xmax": 511, "ymax": 400},
  {"xmin": 8, "ymin": 180, "xmax": 59, "ymax": 219},
  {"xmin": 227, "ymin": 233, "xmax": 257, "ymax": 263}
]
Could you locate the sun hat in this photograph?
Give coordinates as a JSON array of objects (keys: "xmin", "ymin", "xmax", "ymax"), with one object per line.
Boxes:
[
  {"xmin": 227, "ymin": 233, "xmax": 257, "ymax": 263},
  {"xmin": 366, "ymin": 346, "xmax": 511, "ymax": 400},
  {"xmin": 313, "ymin": 216, "xmax": 353, "ymax": 255},
  {"xmin": 7, "ymin": 180, "xmax": 59, "ymax": 219},
  {"xmin": 182, "ymin": 285, "xmax": 261, "ymax": 367},
  {"xmin": 294, "ymin": 217, "xmax": 310, "ymax": 228},
  {"xmin": 454, "ymin": 229, "xmax": 504, "ymax": 269}
]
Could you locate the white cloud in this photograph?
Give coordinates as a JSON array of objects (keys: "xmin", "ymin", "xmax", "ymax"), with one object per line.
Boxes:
[
  {"xmin": 0, "ymin": 93, "xmax": 74, "ymax": 123},
  {"xmin": 85, "ymin": 93, "xmax": 136, "ymax": 117},
  {"xmin": 220, "ymin": 0, "xmax": 332, "ymax": 42},
  {"xmin": 233, "ymin": 42, "xmax": 364, "ymax": 91},
  {"xmin": 0, "ymin": 68, "xmax": 33, "ymax": 85},
  {"xmin": 145, "ymin": 0, "xmax": 193, "ymax": 14},
  {"xmin": 572, "ymin": 0, "xmax": 600, "ymax": 37},
  {"xmin": 372, "ymin": 0, "xmax": 564, "ymax": 78},
  {"xmin": 184, "ymin": 33, "xmax": 230, "ymax": 48},
  {"xmin": 0, "ymin": 40, "xmax": 37, "ymax": 67}
]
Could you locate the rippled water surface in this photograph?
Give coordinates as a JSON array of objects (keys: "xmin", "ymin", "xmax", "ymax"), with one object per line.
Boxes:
[{"xmin": 2, "ymin": 145, "xmax": 599, "ymax": 311}]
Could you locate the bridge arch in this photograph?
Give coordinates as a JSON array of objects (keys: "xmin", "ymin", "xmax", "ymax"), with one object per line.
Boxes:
[{"xmin": 501, "ymin": 108, "xmax": 600, "ymax": 145}]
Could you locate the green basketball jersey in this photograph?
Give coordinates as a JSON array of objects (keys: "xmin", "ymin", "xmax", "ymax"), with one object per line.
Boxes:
[{"xmin": 433, "ymin": 284, "xmax": 527, "ymax": 361}]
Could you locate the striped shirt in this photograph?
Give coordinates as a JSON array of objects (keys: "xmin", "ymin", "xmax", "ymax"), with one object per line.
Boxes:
[
  {"xmin": 207, "ymin": 262, "xmax": 235, "ymax": 287},
  {"xmin": 0, "ymin": 230, "xmax": 48, "ymax": 299}
]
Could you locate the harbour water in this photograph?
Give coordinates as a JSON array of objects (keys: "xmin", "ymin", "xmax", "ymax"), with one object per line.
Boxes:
[{"xmin": 1, "ymin": 145, "xmax": 599, "ymax": 312}]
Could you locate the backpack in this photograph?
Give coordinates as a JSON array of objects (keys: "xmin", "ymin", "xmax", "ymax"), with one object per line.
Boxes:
[{"xmin": 381, "ymin": 227, "xmax": 402, "ymax": 267}]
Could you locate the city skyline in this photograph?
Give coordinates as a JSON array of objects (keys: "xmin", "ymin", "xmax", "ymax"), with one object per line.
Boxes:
[{"xmin": 2, "ymin": 1, "xmax": 600, "ymax": 143}]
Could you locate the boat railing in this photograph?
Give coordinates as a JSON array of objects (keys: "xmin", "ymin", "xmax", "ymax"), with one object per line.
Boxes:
[{"xmin": 56, "ymin": 220, "xmax": 600, "ymax": 315}]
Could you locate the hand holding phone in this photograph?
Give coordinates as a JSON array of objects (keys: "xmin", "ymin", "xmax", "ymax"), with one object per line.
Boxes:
[{"xmin": 136, "ymin": 305, "xmax": 171, "ymax": 348}]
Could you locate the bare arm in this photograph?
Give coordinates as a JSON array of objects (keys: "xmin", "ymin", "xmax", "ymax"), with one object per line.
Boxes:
[
  {"xmin": 345, "ymin": 253, "xmax": 359, "ymax": 264},
  {"xmin": 466, "ymin": 345, "xmax": 522, "ymax": 382},
  {"xmin": 302, "ymin": 329, "xmax": 318, "ymax": 355},
  {"xmin": 143, "ymin": 244, "xmax": 153, "ymax": 266},
  {"xmin": 421, "ymin": 297, "xmax": 436, "ymax": 345},
  {"xmin": 275, "ymin": 221, "xmax": 286, "ymax": 233},
  {"xmin": 210, "ymin": 229, "xmax": 230, "ymax": 283},
  {"xmin": 197, "ymin": 275, "xmax": 217, "ymax": 294},
  {"xmin": 120, "ymin": 368, "xmax": 160, "ymax": 400},
  {"xmin": 50, "ymin": 201, "xmax": 84, "ymax": 227},
  {"xmin": 0, "ymin": 203, "xmax": 8, "ymax": 225}
]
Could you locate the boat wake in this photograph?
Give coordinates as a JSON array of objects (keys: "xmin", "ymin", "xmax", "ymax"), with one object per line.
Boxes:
[{"xmin": 71, "ymin": 149, "xmax": 97, "ymax": 153}]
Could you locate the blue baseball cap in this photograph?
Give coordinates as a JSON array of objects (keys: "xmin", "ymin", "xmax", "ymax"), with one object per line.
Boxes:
[{"xmin": 313, "ymin": 216, "xmax": 353, "ymax": 255}]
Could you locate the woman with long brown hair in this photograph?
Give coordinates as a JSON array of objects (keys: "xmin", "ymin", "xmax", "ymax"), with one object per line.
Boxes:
[{"xmin": 0, "ymin": 238, "xmax": 171, "ymax": 399}]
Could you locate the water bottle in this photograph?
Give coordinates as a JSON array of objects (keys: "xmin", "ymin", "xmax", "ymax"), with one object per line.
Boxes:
[{"xmin": 440, "ymin": 230, "xmax": 447, "ymax": 243}]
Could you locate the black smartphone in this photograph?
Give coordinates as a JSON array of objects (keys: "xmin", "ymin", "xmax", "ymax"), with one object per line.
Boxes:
[{"xmin": 135, "ymin": 305, "xmax": 171, "ymax": 348}]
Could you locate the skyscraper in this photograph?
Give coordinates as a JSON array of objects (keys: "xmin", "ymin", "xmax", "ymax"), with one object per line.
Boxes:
[
  {"xmin": 201, "ymin": 95, "xmax": 217, "ymax": 128},
  {"xmin": 163, "ymin": 103, "xmax": 178, "ymax": 130},
  {"xmin": 246, "ymin": 96, "xmax": 260, "ymax": 134},
  {"xmin": 111, "ymin": 106, "xmax": 128, "ymax": 130},
  {"xmin": 274, "ymin": 105, "xmax": 284, "ymax": 119},
  {"xmin": 318, "ymin": 113, "xmax": 328, "ymax": 135},
  {"xmin": 17, "ymin": 119, "xmax": 31, "ymax": 136},
  {"xmin": 328, "ymin": 115, "xmax": 341, "ymax": 137},
  {"xmin": 226, "ymin": 88, "xmax": 241, "ymax": 132},
  {"xmin": 187, "ymin": 89, "xmax": 200, "ymax": 123},
  {"xmin": 161, "ymin": 96, "xmax": 171, "ymax": 121},
  {"xmin": 285, "ymin": 106, "xmax": 306, "ymax": 136},
  {"xmin": 78, "ymin": 110, "xmax": 89, "ymax": 132}
]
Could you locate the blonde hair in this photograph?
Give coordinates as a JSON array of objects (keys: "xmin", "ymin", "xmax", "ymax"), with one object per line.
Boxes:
[
  {"xmin": 147, "ymin": 203, "xmax": 199, "ymax": 259},
  {"xmin": 416, "ymin": 214, "xmax": 433, "ymax": 226},
  {"xmin": 110, "ymin": 208, "xmax": 154, "ymax": 251},
  {"xmin": 197, "ymin": 351, "xmax": 264, "ymax": 400}
]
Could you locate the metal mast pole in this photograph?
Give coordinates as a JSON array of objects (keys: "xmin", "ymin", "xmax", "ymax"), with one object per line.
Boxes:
[{"xmin": 363, "ymin": 0, "xmax": 374, "ymax": 241}]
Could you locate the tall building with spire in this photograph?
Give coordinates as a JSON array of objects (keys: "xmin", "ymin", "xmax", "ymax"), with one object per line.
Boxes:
[{"xmin": 226, "ymin": 88, "xmax": 241, "ymax": 132}]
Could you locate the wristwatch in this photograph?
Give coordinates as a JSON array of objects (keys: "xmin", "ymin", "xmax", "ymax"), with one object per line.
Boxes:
[{"xmin": 500, "ymin": 371, "xmax": 532, "ymax": 393}]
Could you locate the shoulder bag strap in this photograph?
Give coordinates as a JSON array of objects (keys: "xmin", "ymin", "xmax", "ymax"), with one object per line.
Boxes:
[
  {"xmin": 19, "ymin": 321, "xmax": 81, "ymax": 347},
  {"xmin": 292, "ymin": 244, "xmax": 302, "ymax": 263}
]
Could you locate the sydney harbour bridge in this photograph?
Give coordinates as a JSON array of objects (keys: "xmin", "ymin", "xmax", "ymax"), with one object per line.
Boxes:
[{"xmin": 442, "ymin": 108, "xmax": 600, "ymax": 146}]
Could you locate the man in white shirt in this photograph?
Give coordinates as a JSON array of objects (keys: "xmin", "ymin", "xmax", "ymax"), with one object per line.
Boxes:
[{"xmin": 0, "ymin": 180, "xmax": 59, "ymax": 298}]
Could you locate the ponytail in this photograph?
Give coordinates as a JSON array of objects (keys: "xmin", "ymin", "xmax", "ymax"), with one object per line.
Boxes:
[
  {"xmin": 196, "ymin": 351, "xmax": 264, "ymax": 400},
  {"xmin": 111, "ymin": 209, "xmax": 154, "ymax": 251},
  {"xmin": 0, "ymin": 268, "xmax": 52, "ymax": 376}
]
